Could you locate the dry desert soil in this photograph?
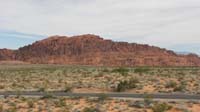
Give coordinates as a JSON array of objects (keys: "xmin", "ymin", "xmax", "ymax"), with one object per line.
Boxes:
[{"xmin": 0, "ymin": 64, "xmax": 200, "ymax": 112}]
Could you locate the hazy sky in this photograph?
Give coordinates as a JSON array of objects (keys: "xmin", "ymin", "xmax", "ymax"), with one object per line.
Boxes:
[{"xmin": 0, "ymin": 0, "xmax": 200, "ymax": 54}]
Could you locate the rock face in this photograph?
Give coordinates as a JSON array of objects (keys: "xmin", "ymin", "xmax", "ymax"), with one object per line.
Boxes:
[
  {"xmin": 0, "ymin": 34, "xmax": 200, "ymax": 66},
  {"xmin": 0, "ymin": 49, "xmax": 15, "ymax": 60}
]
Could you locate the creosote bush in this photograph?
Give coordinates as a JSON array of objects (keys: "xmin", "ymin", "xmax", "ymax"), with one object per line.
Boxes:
[
  {"xmin": 27, "ymin": 100, "xmax": 34, "ymax": 108},
  {"xmin": 112, "ymin": 67, "xmax": 129, "ymax": 76},
  {"xmin": 54, "ymin": 98, "xmax": 66, "ymax": 107},
  {"xmin": 97, "ymin": 93, "xmax": 108, "ymax": 102},
  {"xmin": 152, "ymin": 103, "xmax": 172, "ymax": 112},
  {"xmin": 173, "ymin": 85, "xmax": 185, "ymax": 92},
  {"xmin": 38, "ymin": 87, "xmax": 45, "ymax": 92},
  {"xmin": 144, "ymin": 94, "xmax": 154, "ymax": 106},
  {"xmin": 0, "ymin": 104, "xmax": 3, "ymax": 112},
  {"xmin": 165, "ymin": 81, "xmax": 177, "ymax": 88},
  {"xmin": 115, "ymin": 77, "xmax": 139, "ymax": 92},
  {"xmin": 134, "ymin": 67, "xmax": 150, "ymax": 74},
  {"xmin": 41, "ymin": 93, "xmax": 55, "ymax": 99},
  {"xmin": 64, "ymin": 85, "xmax": 72, "ymax": 92},
  {"xmin": 83, "ymin": 107, "xmax": 100, "ymax": 112}
]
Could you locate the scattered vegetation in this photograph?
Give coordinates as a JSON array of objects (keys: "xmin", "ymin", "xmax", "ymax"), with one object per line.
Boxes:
[
  {"xmin": 134, "ymin": 67, "xmax": 150, "ymax": 74},
  {"xmin": 112, "ymin": 67, "xmax": 129, "ymax": 76},
  {"xmin": 0, "ymin": 104, "xmax": 3, "ymax": 112},
  {"xmin": 0, "ymin": 65, "xmax": 199, "ymax": 111},
  {"xmin": 54, "ymin": 98, "xmax": 66, "ymax": 107},
  {"xmin": 173, "ymin": 85, "xmax": 185, "ymax": 92},
  {"xmin": 64, "ymin": 85, "xmax": 72, "ymax": 92},
  {"xmin": 0, "ymin": 65, "xmax": 199, "ymax": 94},
  {"xmin": 27, "ymin": 100, "xmax": 34, "ymax": 108},
  {"xmin": 83, "ymin": 107, "xmax": 100, "ymax": 112},
  {"xmin": 97, "ymin": 93, "xmax": 108, "ymax": 102},
  {"xmin": 165, "ymin": 81, "xmax": 177, "ymax": 88},
  {"xmin": 41, "ymin": 93, "xmax": 55, "ymax": 99},
  {"xmin": 144, "ymin": 94, "xmax": 154, "ymax": 106},
  {"xmin": 152, "ymin": 103, "xmax": 172, "ymax": 112},
  {"xmin": 115, "ymin": 77, "xmax": 139, "ymax": 92}
]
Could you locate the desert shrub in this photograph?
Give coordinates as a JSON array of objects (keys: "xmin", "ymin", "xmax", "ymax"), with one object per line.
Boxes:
[
  {"xmin": 165, "ymin": 81, "xmax": 177, "ymax": 88},
  {"xmin": 102, "ymin": 68, "xmax": 110, "ymax": 73},
  {"xmin": 38, "ymin": 87, "xmax": 45, "ymax": 92},
  {"xmin": 129, "ymin": 77, "xmax": 139, "ymax": 87},
  {"xmin": 6, "ymin": 107, "xmax": 17, "ymax": 112},
  {"xmin": 112, "ymin": 68, "xmax": 129, "ymax": 76},
  {"xmin": 115, "ymin": 80, "xmax": 129, "ymax": 92},
  {"xmin": 180, "ymin": 80, "xmax": 187, "ymax": 86},
  {"xmin": 41, "ymin": 93, "xmax": 55, "ymax": 99},
  {"xmin": 97, "ymin": 93, "xmax": 108, "ymax": 102},
  {"xmin": 54, "ymin": 98, "xmax": 66, "ymax": 107},
  {"xmin": 0, "ymin": 85, "xmax": 4, "ymax": 89},
  {"xmin": 20, "ymin": 96, "xmax": 27, "ymax": 102},
  {"xmin": 115, "ymin": 78, "xmax": 139, "ymax": 92},
  {"xmin": 129, "ymin": 101, "xmax": 145, "ymax": 108},
  {"xmin": 64, "ymin": 86, "xmax": 72, "ymax": 92},
  {"xmin": 173, "ymin": 85, "xmax": 185, "ymax": 92},
  {"xmin": 144, "ymin": 94, "xmax": 154, "ymax": 106},
  {"xmin": 83, "ymin": 107, "xmax": 100, "ymax": 112},
  {"xmin": 152, "ymin": 103, "xmax": 172, "ymax": 112},
  {"xmin": 27, "ymin": 100, "xmax": 34, "ymax": 108},
  {"xmin": 0, "ymin": 104, "xmax": 3, "ymax": 112},
  {"xmin": 134, "ymin": 67, "xmax": 150, "ymax": 74}
]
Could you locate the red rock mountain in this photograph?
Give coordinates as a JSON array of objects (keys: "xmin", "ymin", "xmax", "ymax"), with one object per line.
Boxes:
[{"xmin": 0, "ymin": 34, "xmax": 200, "ymax": 66}]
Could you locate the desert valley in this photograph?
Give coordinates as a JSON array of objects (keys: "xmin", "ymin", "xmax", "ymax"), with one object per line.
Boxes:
[{"xmin": 0, "ymin": 35, "xmax": 200, "ymax": 112}]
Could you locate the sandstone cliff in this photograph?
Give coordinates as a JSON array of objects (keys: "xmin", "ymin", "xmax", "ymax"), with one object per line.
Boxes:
[{"xmin": 0, "ymin": 34, "xmax": 200, "ymax": 66}]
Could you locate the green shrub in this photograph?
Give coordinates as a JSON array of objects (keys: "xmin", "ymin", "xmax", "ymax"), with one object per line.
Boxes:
[
  {"xmin": 41, "ymin": 93, "xmax": 55, "ymax": 99},
  {"xmin": 116, "ymin": 80, "xmax": 129, "ymax": 92},
  {"xmin": 54, "ymin": 98, "xmax": 66, "ymax": 107},
  {"xmin": 144, "ymin": 94, "xmax": 154, "ymax": 106},
  {"xmin": 64, "ymin": 86, "xmax": 72, "ymax": 92},
  {"xmin": 152, "ymin": 103, "xmax": 172, "ymax": 112},
  {"xmin": 0, "ymin": 104, "xmax": 3, "ymax": 112},
  {"xmin": 38, "ymin": 87, "xmax": 45, "ymax": 92},
  {"xmin": 27, "ymin": 100, "xmax": 34, "ymax": 108},
  {"xmin": 97, "ymin": 93, "xmax": 108, "ymax": 102},
  {"xmin": 102, "ymin": 68, "xmax": 110, "ymax": 73},
  {"xmin": 129, "ymin": 77, "xmax": 139, "ymax": 88},
  {"xmin": 134, "ymin": 68, "xmax": 150, "ymax": 74},
  {"xmin": 115, "ymin": 78, "xmax": 139, "ymax": 92},
  {"xmin": 83, "ymin": 107, "xmax": 100, "ymax": 112},
  {"xmin": 112, "ymin": 68, "xmax": 129, "ymax": 76},
  {"xmin": 165, "ymin": 81, "xmax": 177, "ymax": 88},
  {"xmin": 173, "ymin": 85, "xmax": 185, "ymax": 92}
]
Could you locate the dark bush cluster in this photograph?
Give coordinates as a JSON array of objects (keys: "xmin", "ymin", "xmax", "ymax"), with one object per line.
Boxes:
[
  {"xmin": 134, "ymin": 68, "xmax": 150, "ymax": 74},
  {"xmin": 152, "ymin": 103, "xmax": 172, "ymax": 112},
  {"xmin": 112, "ymin": 67, "xmax": 129, "ymax": 76},
  {"xmin": 115, "ymin": 77, "xmax": 139, "ymax": 92},
  {"xmin": 83, "ymin": 107, "xmax": 100, "ymax": 112}
]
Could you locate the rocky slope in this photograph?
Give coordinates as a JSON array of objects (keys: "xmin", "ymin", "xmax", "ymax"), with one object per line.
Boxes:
[
  {"xmin": 0, "ymin": 34, "xmax": 200, "ymax": 66},
  {"xmin": 0, "ymin": 49, "xmax": 15, "ymax": 61}
]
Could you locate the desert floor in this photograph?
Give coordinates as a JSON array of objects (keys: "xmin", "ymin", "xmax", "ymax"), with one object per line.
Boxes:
[{"xmin": 0, "ymin": 64, "xmax": 200, "ymax": 112}]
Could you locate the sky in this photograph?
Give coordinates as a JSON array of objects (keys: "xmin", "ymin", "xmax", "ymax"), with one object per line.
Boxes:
[{"xmin": 0, "ymin": 0, "xmax": 200, "ymax": 54}]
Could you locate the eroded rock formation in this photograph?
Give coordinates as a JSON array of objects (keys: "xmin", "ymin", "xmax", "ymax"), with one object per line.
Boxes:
[{"xmin": 0, "ymin": 34, "xmax": 200, "ymax": 66}]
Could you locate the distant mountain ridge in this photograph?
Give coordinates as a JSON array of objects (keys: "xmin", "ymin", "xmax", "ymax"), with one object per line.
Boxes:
[{"xmin": 0, "ymin": 34, "xmax": 200, "ymax": 66}]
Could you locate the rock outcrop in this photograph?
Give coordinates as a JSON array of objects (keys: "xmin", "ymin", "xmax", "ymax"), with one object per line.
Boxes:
[
  {"xmin": 0, "ymin": 34, "xmax": 200, "ymax": 66},
  {"xmin": 0, "ymin": 49, "xmax": 15, "ymax": 60}
]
